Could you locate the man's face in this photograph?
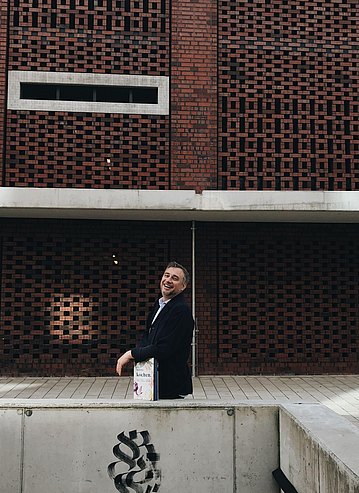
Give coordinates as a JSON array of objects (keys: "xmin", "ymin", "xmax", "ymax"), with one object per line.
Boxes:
[{"xmin": 160, "ymin": 267, "xmax": 187, "ymax": 301}]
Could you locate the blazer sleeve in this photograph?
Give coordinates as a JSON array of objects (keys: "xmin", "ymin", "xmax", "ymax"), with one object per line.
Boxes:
[{"xmin": 131, "ymin": 304, "xmax": 193, "ymax": 362}]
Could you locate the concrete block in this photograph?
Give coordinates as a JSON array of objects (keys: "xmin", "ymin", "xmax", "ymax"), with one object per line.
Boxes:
[
  {"xmin": 0, "ymin": 408, "xmax": 23, "ymax": 493},
  {"xmin": 280, "ymin": 406, "xmax": 320, "ymax": 492},
  {"xmin": 21, "ymin": 405, "xmax": 234, "ymax": 493},
  {"xmin": 280, "ymin": 404, "xmax": 359, "ymax": 493},
  {"xmin": 235, "ymin": 405, "xmax": 279, "ymax": 493}
]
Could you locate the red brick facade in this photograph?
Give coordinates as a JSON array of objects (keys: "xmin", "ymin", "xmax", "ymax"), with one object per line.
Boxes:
[
  {"xmin": 0, "ymin": 1, "xmax": 358, "ymax": 376},
  {"xmin": 218, "ymin": 0, "xmax": 358, "ymax": 191},
  {"xmin": 0, "ymin": 0, "xmax": 9, "ymax": 186},
  {"xmin": 5, "ymin": 0, "xmax": 170, "ymax": 189},
  {"xmin": 196, "ymin": 223, "xmax": 359, "ymax": 374},
  {"xmin": 171, "ymin": 0, "xmax": 218, "ymax": 190},
  {"xmin": 1, "ymin": 219, "xmax": 358, "ymax": 376},
  {"xmin": 2, "ymin": 0, "xmax": 358, "ymax": 191},
  {"xmin": 0, "ymin": 219, "xmax": 192, "ymax": 375}
]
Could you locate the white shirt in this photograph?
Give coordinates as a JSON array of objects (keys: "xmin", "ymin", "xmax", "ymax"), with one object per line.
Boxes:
[{"xmin": 151, "ymin": 297, "xmax": 169, "ymax": 325}]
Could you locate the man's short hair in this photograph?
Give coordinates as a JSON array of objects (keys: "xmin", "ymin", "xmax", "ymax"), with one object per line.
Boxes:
[{"xmin": 166, "ymin": 261, "xmax": 190, "ymax": 285}]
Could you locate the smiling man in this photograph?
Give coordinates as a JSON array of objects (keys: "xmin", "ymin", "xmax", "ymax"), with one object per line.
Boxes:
[{"xmin": 116, "ymin": 261, "xmax": 194, "ymax": 399}]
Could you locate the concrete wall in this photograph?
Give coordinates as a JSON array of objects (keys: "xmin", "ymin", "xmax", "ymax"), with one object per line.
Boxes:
[
  {"xmin": 280, "ymin": 404, "xmax": 359, "ymax": 493},
  {"xmin": 0, "ymin": 401, "xmax": 279, "ymax": 493},
  {"xmin": 2, "ymin": 400, "xmax": 359, "ymax": 493}
]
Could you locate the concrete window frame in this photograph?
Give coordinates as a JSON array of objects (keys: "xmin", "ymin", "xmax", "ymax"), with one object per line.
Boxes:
[{"xmin": 7, "ymin": 70, "xmax": 169, "ymax": 115}]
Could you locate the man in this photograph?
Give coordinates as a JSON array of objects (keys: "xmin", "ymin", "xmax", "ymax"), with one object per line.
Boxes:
[{"xmin": 116, "ymin": 261, "xmax": 194, "ymax": 399}]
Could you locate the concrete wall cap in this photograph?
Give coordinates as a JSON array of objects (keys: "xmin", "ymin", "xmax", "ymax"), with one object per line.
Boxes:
[{"xmin": 1, "ymin": 188, "xmax": 359, "ymax": 222}]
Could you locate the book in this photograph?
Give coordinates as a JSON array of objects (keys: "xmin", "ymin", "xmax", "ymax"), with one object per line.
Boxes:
[{"xmin": 133, "ymin": 358, "xmax": 159, "ymax": 400}]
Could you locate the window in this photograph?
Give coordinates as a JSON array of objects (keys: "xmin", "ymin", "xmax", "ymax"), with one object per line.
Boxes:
[
  {"xmin": 8, "ymin": 70, "xmax": 168, "ymax": 114},
  {"xmin": 20, "ymin": 83, "xmax": 158, "ymax": 104}
]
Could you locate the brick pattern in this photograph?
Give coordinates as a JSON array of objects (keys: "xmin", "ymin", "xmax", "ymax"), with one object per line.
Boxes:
[
  {"xmin": 196, "ymin": 223, "xmax": 359, "ymax": 375},
  {"xmin": 170, "ymin": 0, "xmax": 218, "ymax": 190},
  {"xmin": 1, "ymin": 2, "xmax": 359, "ymax": 377},
  {"xmin": 1, "ymin": 220, "xmax": 358, "ymax": 376},
  {"xmin": 5, "ymin": 0, "xmax": 170, "ymax": 189},
  {"xmin": 0, "ymin": 219, "xmax": 192, "ymax": 376},
  {"xmin": 0, "ymin": 0, "xmax": 9, "ymax": 186},
  {"xmin": 4, "ymin": 1, "xmax": 359, "ymax": 190},
  {"xmin": 218, "ymin": 0, "xmax": 359, "ymax": 191},
  {"xmin": 6, "ymin": 112, "xmax": 169, "ymax": 188},
  {"xmin": 10, "ymin": 0, "xmax": 169, "ymax": 75}
]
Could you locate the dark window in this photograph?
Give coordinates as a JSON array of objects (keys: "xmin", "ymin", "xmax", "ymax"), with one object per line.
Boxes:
[
  {"xmin": 20, "ymin": 83, "xmax": 158, "ymax": 104},
  {"xmin": 21, "ymin": 83, "xmax": 57, "ymax": 100},
  {"xmin": 59, "ymin": 85, "xmax": 94, "ymax": 101},
  {"xmin": 96, "ymin": 86, "xmax": 131, "ymax": 103}
]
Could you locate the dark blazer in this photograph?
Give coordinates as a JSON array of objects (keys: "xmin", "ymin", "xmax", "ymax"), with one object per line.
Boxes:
[{"xmin": 131, "ymin": 293, "xmax": 194, "ymax": 399}]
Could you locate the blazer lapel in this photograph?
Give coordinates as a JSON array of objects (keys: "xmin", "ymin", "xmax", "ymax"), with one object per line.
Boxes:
[
  {"xmin": 146, "ymin": 302, "xmax": 159, "ymax": 330},
  {"xmin": 147, "ymin": 293, "xmax": 184, "ymax": 330}
]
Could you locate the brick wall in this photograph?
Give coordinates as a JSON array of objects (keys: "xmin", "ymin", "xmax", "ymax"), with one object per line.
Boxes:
[
  {"xmin": 0, "ymin": 0, "xmax": 8, "ymax": 186},
  {"xmin": 5, "ymin": 112, "xmax": 169, "ymax": 189},
  {"xmin": 0, "ymin": 219, "xmax": 192, "ymax": 376},
  {"xmin": 9, "ymin": 1, "xmax": 169, "ymax": 75},
  {"xmin": 1, "ymin": 2, "xmax": 359, "ymax": 377},
  {"xmin": 196, "ymin": 222, "xmax": 359, "ymax": 374},
  {"xmin": 1, "ymin": 219, "xmax": 358, "ymax": 376},
  {"xmin": 5, "ymin": 0, "xmax": 170, "ymax": 189},
  {"xmin": 218, "ymin": 0, "xmax": 359, "ymax": 191},
  {"xmin": 170, "ymin": 0, "xmax": 218, "ymax": 190},
  {"xmin": 2, "ymin": 1, "xmax": 359, "ymax": 190}
]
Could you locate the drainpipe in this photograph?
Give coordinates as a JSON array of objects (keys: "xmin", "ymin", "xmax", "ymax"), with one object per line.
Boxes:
[{"xmin": 191, "ymin": 220, "xmax": 196, "ymax": 378}]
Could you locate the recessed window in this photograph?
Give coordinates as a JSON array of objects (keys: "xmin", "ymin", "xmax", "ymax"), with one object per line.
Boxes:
[
  {"xmin": 20, "ymin": 83, "xmax": 158, "ymax": 104},
  {"xmin": 8, "ymin": 71, "xmax": 168, "ymax": 114}
]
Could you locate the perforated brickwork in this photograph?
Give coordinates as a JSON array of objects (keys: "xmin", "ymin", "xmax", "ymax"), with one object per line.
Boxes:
[
  {"xmin": 196, "ymin": 223, "xmax": 359, "ymax": 374},
  {"xmin": 5, "ymin": 0, "xmax": 170, "ymax": 189},
  {"xmin": 5, "ymin": 112, "xmax": 169, "ymax": 188},
  {"xmin": 0, "ymin": 219, "xmax": 192, "ymax": 376},
  {"xmin": 218, "ymin": 0, "xmax": 359, "ymax": 191},
  {"xmin": 1, "ymin": 220, "xmax": 358, "ymax": 376},
  {"xmin": 10, "ymin": 0, "xmax": 168, "ymax": 75},
  {"xmin": 3, "ymin": 1, "xmax": 359, "ymax": 190}
]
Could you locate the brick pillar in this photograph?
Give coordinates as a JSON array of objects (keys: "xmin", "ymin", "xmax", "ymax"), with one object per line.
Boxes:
[
  {"xmin": 0, "ymin": 1, "xmax": 9, "ymax": 186},
  {"xmin": 170, "ymin": 0, "xmax": 217, "ymax": 191}
]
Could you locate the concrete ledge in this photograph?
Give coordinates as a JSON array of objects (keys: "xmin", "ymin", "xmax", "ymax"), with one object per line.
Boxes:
[
  {"xmin": 280, "ymin": 404, "xmax": 359, "ymax": 492},
  {"xmin": 1, "ymin": 188, "xmax": 359, "ymax": 222},
  {"xmin": 0, "ymin": 397, "xmax": 275, "ymax": 409}
]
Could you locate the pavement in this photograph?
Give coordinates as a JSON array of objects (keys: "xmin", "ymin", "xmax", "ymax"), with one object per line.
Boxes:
[{"xmin": 1, "ymin": 374, "xmax": 358, "ymax": 428}]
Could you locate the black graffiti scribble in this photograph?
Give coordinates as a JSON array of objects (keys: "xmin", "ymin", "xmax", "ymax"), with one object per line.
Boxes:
[{"xmin": 108, "ymin": 430, "xmax": 161, "ymax": 493}]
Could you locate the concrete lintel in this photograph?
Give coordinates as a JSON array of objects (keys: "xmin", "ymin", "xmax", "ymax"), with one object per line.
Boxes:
[{"xmin": 0, "ymin": 187, "xmax": 359, "ymax": 222}]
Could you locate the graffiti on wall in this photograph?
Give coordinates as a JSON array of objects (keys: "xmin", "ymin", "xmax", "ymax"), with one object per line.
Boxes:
[{"xmin": 108, "ymin": 430, "xmax": 161, "ymax": 493}]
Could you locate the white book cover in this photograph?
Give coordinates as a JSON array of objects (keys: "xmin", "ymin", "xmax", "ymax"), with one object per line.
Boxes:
[{"xmin": 133, "ymin": 358, "xmax": 158, "ymax": 400}]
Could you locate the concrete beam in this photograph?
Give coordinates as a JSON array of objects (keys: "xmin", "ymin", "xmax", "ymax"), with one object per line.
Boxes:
[{"xmin": 0, "ymin": 187, "xmax": 359, "ymax": 222}]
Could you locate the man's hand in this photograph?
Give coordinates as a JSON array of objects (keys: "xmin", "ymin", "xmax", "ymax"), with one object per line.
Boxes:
[{"xmin": 116, "ymin": 350, "xmax": 134, "ymax": 375}]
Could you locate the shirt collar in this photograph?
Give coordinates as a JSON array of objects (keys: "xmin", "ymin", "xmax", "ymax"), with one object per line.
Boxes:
[{"xmin": 158, "ymin": 297, "xmax": 169, "ymax": 309}]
